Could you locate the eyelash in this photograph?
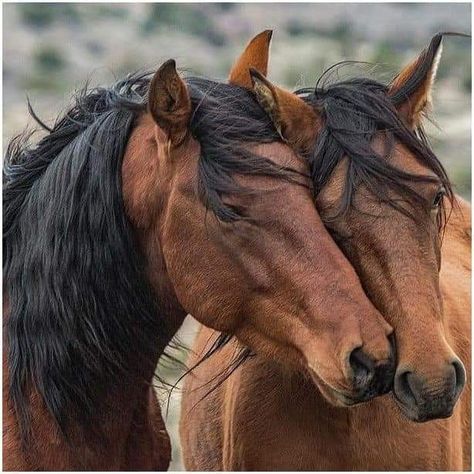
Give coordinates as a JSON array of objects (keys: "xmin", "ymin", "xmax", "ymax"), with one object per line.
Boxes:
[{"xmin": 432, "ymin": 188, "xmax": 445, "ymax": 209}]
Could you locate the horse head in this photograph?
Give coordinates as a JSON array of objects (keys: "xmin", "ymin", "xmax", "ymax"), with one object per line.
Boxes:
[{"xmin": 232, "ymin": 31, "xmax": 467, "ymax": 421}]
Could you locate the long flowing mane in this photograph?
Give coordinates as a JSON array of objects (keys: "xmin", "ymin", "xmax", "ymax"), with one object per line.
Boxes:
[
  {"xmin": 4, "ymin": 74, "xmax": 168, "ymax": 441},
  {"xmin": 295, "ymin": 34, "xmax": 454, "ymax": 230},
  {"xmin": 3, "ymin": 72, "xmax": 291, "ymax": 440}
]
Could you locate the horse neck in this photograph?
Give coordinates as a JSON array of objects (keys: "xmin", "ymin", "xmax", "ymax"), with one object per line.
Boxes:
[
  {"xmin": 3, "ymin": 289, "xmax": 178, "ymax": 470},
  {"xmin": 4, "ymin": 113, "xmax": 188, "ymax": 468},
  {"xmin": 123, "ymin": 113, "xmax": 189, "ymax": 336},
  {"xmin": 3, "ymin": 351, "xmax": 169, "ymax": 470}
]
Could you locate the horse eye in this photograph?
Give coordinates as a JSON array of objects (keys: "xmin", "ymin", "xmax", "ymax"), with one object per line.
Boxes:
[{"xmin": 432, "ymin": 188, "xmax": 445, "ymax": 209}]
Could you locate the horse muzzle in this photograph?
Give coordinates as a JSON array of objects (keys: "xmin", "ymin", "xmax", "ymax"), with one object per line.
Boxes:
[
  {"xmin": 393, "ymin": 358, "xmax": 466, "ymax": 422},
  {"xmin": 347, "ymin": 340, "xmax": 396, "ymax": 403},
  {"xmin": 309, "ymin": 334, "xmax": 397, "ymax": 406}
]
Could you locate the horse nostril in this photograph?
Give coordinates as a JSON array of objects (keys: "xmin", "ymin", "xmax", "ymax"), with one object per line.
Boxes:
[
  {"xmin": 451, "ymin": 359, "xmax": 466, "ymax": 399},
  {"xmin": 394, "ymin": 362, "xmax": 465, "ymax": 422},
  {"xmin": 394, "ymin": 370, "xmax": 417, "ymax": 410},
  {"xmin": 349, "ymin": 348, "xmax": 375, "ymax": 389}
]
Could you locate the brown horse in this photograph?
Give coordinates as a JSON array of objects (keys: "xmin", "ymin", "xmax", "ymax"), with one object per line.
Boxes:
[
  {"xmin": 180, "ymin": 32, "xmax": 471, "ymax": 470},
  {"xmin": 3, "ymin": 50, "xmax": 398, "ymax": 468}
]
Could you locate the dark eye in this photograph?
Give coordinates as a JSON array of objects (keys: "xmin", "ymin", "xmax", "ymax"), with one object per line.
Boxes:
[{"xmin": 432, "ymin": 187, "xmax": 445, "ymax": 209}]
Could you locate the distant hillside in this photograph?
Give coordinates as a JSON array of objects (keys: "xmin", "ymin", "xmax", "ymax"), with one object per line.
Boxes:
[{"xmin": 4, "ymin": 3, "xmax": 471, "ymax": 197}]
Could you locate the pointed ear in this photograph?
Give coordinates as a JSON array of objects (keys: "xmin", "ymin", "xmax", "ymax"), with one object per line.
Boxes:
[
  {"xmin": 148, "ymin": 59, "xmax": 191, "ymax": 146},
  {"xmin": 228, "ymin": 30, "xmax": 273, "ymax": 88},
  {"xmin": 249, "ymin": 69, "xmax": 319, "ymax": 154},
  {"xmin": 388, "ymin": 34, "xmax": 444, "ymax": 129}
]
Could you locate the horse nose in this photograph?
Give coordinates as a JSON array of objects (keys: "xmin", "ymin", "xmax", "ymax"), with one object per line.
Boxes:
[
  {"xmin": 453, "ymin": 358, "xmax": 467, "ymax": 396},
  {"xmin": 394, "ymin": 358, "xmax": 466, "ymax": 422},
  {"xmin": 349, "ymin": 334, "xmax": 396, "ymax": 401},
  {"xmin": 350, "ymin": 347, "xmax": 375, "ymax": 388}
]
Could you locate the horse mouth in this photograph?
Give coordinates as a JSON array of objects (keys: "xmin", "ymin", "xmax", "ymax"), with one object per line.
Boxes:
[
  {"xmin": 306, "ymin": 361, "xmax": 395, "ymax": 407},
  {"xmin": 306, "ymin": 367, "xmax": 370, "ymax": 407},
  {"xmin": 330, "ymin": 389, "xmax": 360, "ymax": 406},
  {"xmin": 392, "ymin": 392, "xmax": 456, "ymax": 423}
]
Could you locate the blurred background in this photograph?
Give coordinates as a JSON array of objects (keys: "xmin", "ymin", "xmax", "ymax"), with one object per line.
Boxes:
[{"xmin": 3, "ymin": 3, "xmax": 471, "ymax": 470}]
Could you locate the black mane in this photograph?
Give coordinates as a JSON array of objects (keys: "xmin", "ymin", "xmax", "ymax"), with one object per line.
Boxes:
[
  {"xmin": 296, "ymin": 33, "xmax": 454, "ymax": 228},
  {"xmin": 3, "ymin": 73, "xmax": 287, "ymax": 440},
  {"xmin": 4, "ymin": 73, "xmax": 165, "ymax": 441},
  {"xmin": 186, "ymin": 76, "xmax": 292, "ymax": 221}
]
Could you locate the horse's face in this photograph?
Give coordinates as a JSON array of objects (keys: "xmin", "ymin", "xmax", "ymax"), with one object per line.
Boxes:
[
  {"xmin": 316, "ymin": 144, "xmax": 465, "ymax": 422},
  {"xmin": 245, "ymin": 33, "xmax": 466, "ymax": 422},
  {"xmin": 123, "ymin": 59, "xmax": 396, "ymax": 406}
]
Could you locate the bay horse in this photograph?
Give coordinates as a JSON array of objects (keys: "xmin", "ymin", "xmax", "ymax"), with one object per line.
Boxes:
[
  {"xmin": 180, "ymin": 32, "xmax": 471, "ymax": 470},
  {"xmin": 3, "ymin": 52, "xmax": 399, "ymax": 468}
]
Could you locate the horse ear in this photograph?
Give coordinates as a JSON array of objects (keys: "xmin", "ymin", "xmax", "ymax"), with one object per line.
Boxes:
[
  {"xmin": 228, "ymin": 30, "xmax": 273, "ymax": 88},
  {"xmin": 388, "ymin": 34, "xmax": 443, "ymax": 129},
  {"xmin": 148, "ymin": 59, "xmax": 191, "ymax": 146},
  {"xmin": 249, "ymin": 69, "xmax": 319, "ymax": 154}
]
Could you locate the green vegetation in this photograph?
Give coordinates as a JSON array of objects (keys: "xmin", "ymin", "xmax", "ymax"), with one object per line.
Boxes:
[
  {"xmin": 450, "ymin": 164, "xmax": 471, "ymax": 199},
  {"xmin": 88, "ymin": 4, "xmax": 129, "ymax": 20},
  {"xmin": 19, "ymin": 4, "xmax": 81, "ymax": 28},
  {"xmin": 371, "ymin": 41, "xmax": 401, "ymax": 70},
  {"xmin": 141, "ymin": 4, "xmax": 226, "ymax": 46},
  {"xmin": 214, "ymin": 3, "xmax": 236, "ymax": 12},
  {"xmin": 22, "ymin": 74, "xmax": 65, "ymax": 93},
  {"xmin": 33, "ymin": 45, "xmax": 66, "ymax": 72},
  {"xmin": 286, "ymin": 20, "xmax": 318, "ymax": 37},
  {"xmin": 462, "ymin": 70, "xmax": 471, "ymax": 93}
]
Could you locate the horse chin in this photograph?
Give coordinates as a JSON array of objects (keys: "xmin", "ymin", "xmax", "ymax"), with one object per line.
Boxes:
[
  {"xmin": 306, "ymin": 368, "xmax": 361, "ymax": 408},
  {"xmin": 392, "ymin": 394, "xmax": 455, "ymax": 423}
]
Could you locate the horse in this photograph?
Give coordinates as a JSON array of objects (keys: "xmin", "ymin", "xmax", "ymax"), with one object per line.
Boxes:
[
  {"xmin": 180, "ymin": 32, "xmax": 471, "ymax": 470},
  {"xmin": 3, "ymin": 49, "xmax": 399, "ymax": 468}
]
